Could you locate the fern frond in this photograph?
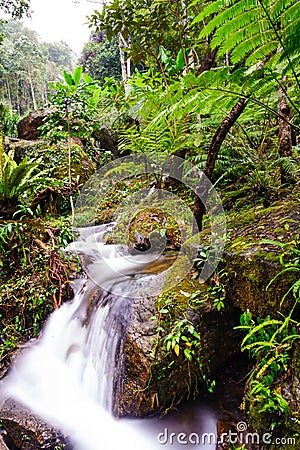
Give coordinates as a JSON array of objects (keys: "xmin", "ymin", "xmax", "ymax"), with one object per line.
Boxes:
[
  {"xmin": 199, "ymin": 0, "xmax": 258, "ymax": 40},
  {"xmin": 271, "ymin": 0, "xmax": 293, "ymax": 19},
  {"xmin": 246, "ymin": 42, "xmax": 278, "ymax": 65},
  {"xmin": 191, "ymin": 0, "xmax": 223, "ymax": 25},
  {"xmin": 231, "ymin": 30, "xmax": 274, "ymax": 63},
  {"xmin": 195, "ymin": 0, "xmax": 300, "ymax": 84},
  {"xmin": 212, "ymin": 13, "xmax": 267, "ymax": 51},
  {"xmin": 9, "ymin": 164, "xmax": 37, "ymax": 195}
]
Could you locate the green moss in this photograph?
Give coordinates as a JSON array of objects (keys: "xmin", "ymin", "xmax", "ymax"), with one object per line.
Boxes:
[{"xmin": 10, "ymin": 139, "xmax": 95, "ymax": 189}]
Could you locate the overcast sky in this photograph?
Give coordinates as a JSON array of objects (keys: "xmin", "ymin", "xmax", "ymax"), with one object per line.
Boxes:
[{"xmin": 22, "ymin": 0, "xmax": 101, "ymax": 57}]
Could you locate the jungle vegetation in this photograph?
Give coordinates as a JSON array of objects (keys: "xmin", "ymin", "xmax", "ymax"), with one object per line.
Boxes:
[{"xmin": 0, "ymin": 0, "xmax": 299, "ymax": 444}]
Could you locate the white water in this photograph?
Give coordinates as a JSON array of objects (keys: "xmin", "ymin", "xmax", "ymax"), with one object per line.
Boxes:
[
  {"xmin": 0, "ymin": 225, "xmax": 217, "ymax": 450},
  {"xmin": 1, "ymin": 282, "xmax": 155, "ymax": 450}
]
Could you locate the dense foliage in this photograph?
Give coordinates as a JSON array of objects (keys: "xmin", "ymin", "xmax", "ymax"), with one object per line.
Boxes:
[
  {"xmin": 0, "ymin": 0, "xmax": 299, "ymax": 443},
  {"xmin": 0, "ymin": 0, "xmax": 30, "ymax": 18},
  {"xmin": 80, "ymin": 31, "xmax": 122, "ymax": 84}
]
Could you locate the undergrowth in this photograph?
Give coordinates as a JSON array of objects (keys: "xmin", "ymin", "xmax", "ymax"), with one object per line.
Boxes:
[{"xmin": 0, "ymin": 217, "xmax": 77, "ymax": 360}]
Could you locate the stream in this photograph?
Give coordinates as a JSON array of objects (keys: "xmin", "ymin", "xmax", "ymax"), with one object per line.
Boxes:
[{"xmin": 0, "ymin": 224, "xmax": 243, "ymax": 450}]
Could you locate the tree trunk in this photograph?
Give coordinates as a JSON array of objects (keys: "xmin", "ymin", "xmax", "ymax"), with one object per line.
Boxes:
[
  {"xmin": 194, "ymin": 98, "xmax": 247, "ymax": 231},
  {"xmin": 5, "ymin": 80, "xmax": 12, "ymax": 112},
  {"xmin": 118, "ymin": 33, "xmax": 128, "ymax": 83},
  {"xmin": 28, "ymin": 70, "xmax": 37, "ymax": 110},
  {"xmin": 277, "ymin": 95, "xmax": 293, "ymax": 184},
  {"xmin": 16, "ymin": 88, "xmax": 20, "ymax": 115},
  {"xmin": 198, "ymin": 48, "xmax": 218, "ymax": 74}
]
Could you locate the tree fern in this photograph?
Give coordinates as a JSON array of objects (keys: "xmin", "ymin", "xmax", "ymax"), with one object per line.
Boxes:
[{"xmin": 193, "ymin": 0, "xmax": 300, "ymax": 88}]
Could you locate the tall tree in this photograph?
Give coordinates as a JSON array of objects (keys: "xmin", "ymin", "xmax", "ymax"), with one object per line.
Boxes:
[
  {"xmin": 89, "ymin": 0, "xmax": 201, "ymax": 80},
  {"xmin": 0, "ymin": 20, "xmax": 74, "ymax": 114}
]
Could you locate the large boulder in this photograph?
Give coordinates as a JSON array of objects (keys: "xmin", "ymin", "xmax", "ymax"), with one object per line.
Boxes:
[
  {"xmin": 222, "ymin": 196, "xmax": 300, "ymax": 317},
  {"xmin": 93, "ymin": 125, "xmax": 119, "ymax": 157},
  {"xmin": 17, "ymin": 110, "xmax": 52, "ymax": 141},
  {"xmin": 113, "ymin": 275, "xmax": 242, "ymax": 417},
  {"xmin": 115, "ymin": 193, "xmax": 300, "ymax": 417}
]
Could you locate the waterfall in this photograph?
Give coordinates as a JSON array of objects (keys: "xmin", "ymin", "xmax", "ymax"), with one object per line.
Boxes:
[
  {"xmin": 0, "ymin": 225, "xmax": 161, "ymax": 450},
  {"xmin": 0, "ymin": 224, "xmax": 217, "ymax": 450}
]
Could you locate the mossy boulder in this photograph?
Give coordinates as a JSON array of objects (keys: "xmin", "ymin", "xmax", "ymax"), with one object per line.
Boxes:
[
  {"xmin": 220, "ymin": 192, "xmax": 300, "ymax": 446},
  {"xmin": 114, "ymin": 273, "xmax": 241, "ymax": 417},
  {"xmin": 17, "ymin": 109, "xmax": 52, "ymax": 141},
  {"xmin": 220, "ymin": 197, "xmax": 300, "ymax": 317},
  {"xmin": 5, "ymin": 138, "xmax": 95, "ymax": 189}
]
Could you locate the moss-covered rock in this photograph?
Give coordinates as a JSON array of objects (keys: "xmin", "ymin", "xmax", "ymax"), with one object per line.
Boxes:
[
  {"xmin": 5, "ymin": 138, "xmax": 95, "ymax": 188},
  {"xmin": 219, "ymin": 195, "xmax": 300, "ymax": 317},
  {"xmin": 220, "ymin": 192, "xmax": 300, "ymax": 447},
  {"xmin": 115, "ymin": 273, "xmax": 241, "ymax": 417}
]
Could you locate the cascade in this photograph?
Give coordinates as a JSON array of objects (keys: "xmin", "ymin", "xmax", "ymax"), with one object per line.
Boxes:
[{"xmin": 0, "ymin": 224, "xmax": 217, "ymax": 450}]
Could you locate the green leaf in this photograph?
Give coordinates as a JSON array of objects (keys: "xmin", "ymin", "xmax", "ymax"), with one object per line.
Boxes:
[
  {"xmin": 159, "ymin": 46, "xmax": 169, "ymax": 63},
  {"xmin": 83, "ymin": 73, "xmax": 94, "ymax": 84},
  {"xmin": 63, "ymin": 70, "xmax": 74, "ymax": 86},
  {"xmin": 159, "ymin": 228, "xmax": 166, "ymax": 237},
  {"xmin": 184, "ymin": 348, "xmax": 192, "ymax": 360},
  {"xmin": 176, "ymin": 49, "xmax": 185, "ymax": 70},
  {"xmin": 73, "ymin": 66, "xmax": 83, "ymax": 86},
  {"xmin": 241, "ymin": 319, "xmax": 282, "ymax": 350}
]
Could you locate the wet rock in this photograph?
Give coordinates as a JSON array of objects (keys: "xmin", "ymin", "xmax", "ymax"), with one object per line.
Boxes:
[
  {"xmin": 17, "ymin": 109, "xmax": 52, "ymax": 141},
  {"xmin": 133, "ymin": 230, "xmax": 150, "ymax": 252},
  {"xmin": 0, "ymin": 399, "xmax": 73, "ymax": 450},
  {"xmin": 220, "ymin": 250, "xmax": 297, "ymax": 317},
  {"xmin": 221, "ymin": 197, "xmax": 300, "ymax": 317},
  {"xmin": 114, "ymin": 285, "xmax": 242, "ymax": 417}
]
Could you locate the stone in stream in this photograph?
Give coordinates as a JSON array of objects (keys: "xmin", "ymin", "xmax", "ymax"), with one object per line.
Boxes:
[
  {"xmin": 0, "ymin": 399, "xmax": 72, "ymax": 450},
  {"xmin": 113, "ymin": 286, "xmax": 242, "ymax": 417}
]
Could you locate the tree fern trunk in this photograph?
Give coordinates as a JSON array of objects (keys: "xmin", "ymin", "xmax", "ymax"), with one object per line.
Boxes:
[
  {"xmin": 198, "ymin": 47, "xmax": 218, "ymax": 74},
  {"xmin": 194, "ymin": 97, "xmax": 246, "ymax": 231}
]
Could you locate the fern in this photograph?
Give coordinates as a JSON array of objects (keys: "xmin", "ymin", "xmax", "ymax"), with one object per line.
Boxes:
[
  {"xmin": 193, "ymin": 0, "xmax": 300, "ymax": 88},
  {"xmin": 0, "ymin": 147, "xmax": 46, "ymax": 214}
]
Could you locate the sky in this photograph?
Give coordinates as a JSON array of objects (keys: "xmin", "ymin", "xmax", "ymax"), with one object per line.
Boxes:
[{"xmin": 22, "ymin": 0, "xmax": 101, "ymax": 57}]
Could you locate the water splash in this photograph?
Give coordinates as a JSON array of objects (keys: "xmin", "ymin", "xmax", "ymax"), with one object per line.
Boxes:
[{"xmin": 0, "ymin": 224, "xmax": 217, "ymax": 450}]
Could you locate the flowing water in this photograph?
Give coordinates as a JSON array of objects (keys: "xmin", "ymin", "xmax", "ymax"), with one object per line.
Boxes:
[{"xmin": 0, "ymin": 225, "xmax": 220, "ymax": 450}]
